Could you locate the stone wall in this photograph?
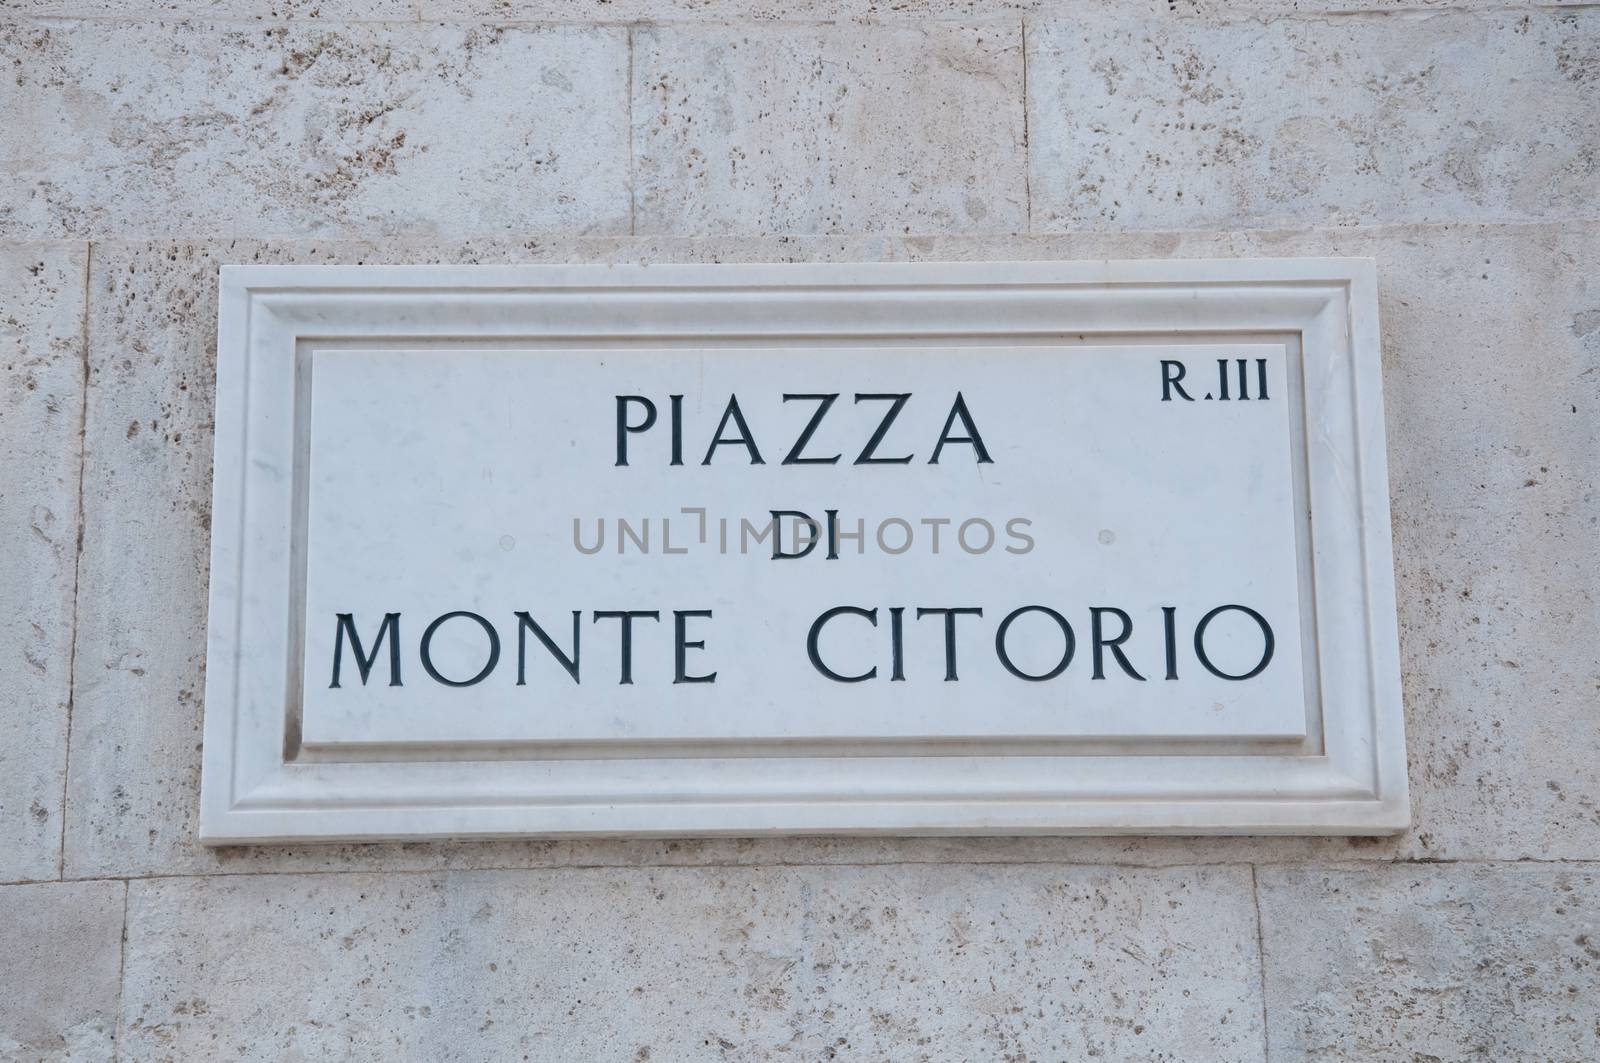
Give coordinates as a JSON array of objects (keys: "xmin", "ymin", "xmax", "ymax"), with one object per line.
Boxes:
[{"xmin": 2, "ymin": 0, "xmax": 1597, "ymax": 1059}]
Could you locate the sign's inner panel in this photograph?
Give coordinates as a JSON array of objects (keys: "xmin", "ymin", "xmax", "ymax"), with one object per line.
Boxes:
[{"xmin": 299, "ymin": 342, "xmax": 1308, "ymax": 750}]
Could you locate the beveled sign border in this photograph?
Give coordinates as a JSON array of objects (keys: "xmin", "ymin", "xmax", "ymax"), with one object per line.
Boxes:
[{"xmin": 199, "ymin": 260, "xmax": 1408, "ymax": 843}]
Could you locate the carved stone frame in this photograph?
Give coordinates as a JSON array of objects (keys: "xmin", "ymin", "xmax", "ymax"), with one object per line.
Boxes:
[{"xmin": 200, "ymin": 260, "xmax": 1408, "ymax": 843}]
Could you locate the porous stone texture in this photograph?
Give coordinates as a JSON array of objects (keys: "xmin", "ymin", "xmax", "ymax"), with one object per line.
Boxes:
[
  {"xmin": 121, "ymin": 865, "xmax": 1263, "ymax": 1060},
  {"xmin": 0, "ymin": 880, "xmax": 124, "ymax": 1061},
  {"xmin": 12, "ymin": 0, "xmax": 413, "ymax": 18},
  {"xmin": 0, "ymin": 243, "xmax": 84, "ymax": 884},
  {"xmin": 1027, "ymin": 9, "xmax": 1600, "ymax": 231},
  {"xmin": 5, "ymin": 0, "xmax": 1599, "ymax": 1055},
  {"xmin": 632, "ymin": 22, "xmax": 1028, "ymax": 235},
  {"xmin": 0, "ymin": 21, "xmax": 631, "ymax": 239},
  {"xmin": 1259, "ymin": 864, "xmax": 1600, "ymax": 1060}
]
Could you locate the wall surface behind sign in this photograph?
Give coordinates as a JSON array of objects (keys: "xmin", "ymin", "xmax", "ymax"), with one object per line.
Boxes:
[{"xmin": 1, "ymin": 0, "xmax": 1597, "ymax": 1059}]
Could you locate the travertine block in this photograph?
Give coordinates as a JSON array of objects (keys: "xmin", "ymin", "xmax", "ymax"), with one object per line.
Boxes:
[
  {"xmin": 1027, "ymin": 10, "xmax": 1600, "ymax": 231},
  {"xmin": 423, "ymin": 0, "xmax": 1044, "ymax": 20},
  {"xmin": 0, "ymin": 880, "xmax": 124, "ymax": 1062},
  {"xmin": 416, "ymin": 0, "xmax": 1549, "ymax": 21},
  {"xmin": 632, "ymin": 23, "xmax": 1028, "ymax": 236},
  {"xmin": 0, "ymin": 243, "xmax": 84, "ymax": 883},
  {"xmin": 1258, "ymin": 864, "xmax": 1600, "ymax": 1060},
  {"xmin": 11, "ymin": 0, "xmax": 414, "ymax": 17},
  {"xmin": 0, "ymin": 22, "xmax": 631, "ymax": 240},
  {"xmin": 64, "ymin": 221, "xmax": 1600, "ymax": 877},
  {"xmin": 122, "ymin": 864, "xmax": 1263, "ymax": 1060},
  {"xmin": 4, "ymin": 0, "xmax": 1551, "ymax": 20}
]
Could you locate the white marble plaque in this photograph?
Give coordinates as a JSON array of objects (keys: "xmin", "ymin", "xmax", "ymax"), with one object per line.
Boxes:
[{"xmin": 200, "ymin": 261, "xmax": 1407, "ymax": 842}]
